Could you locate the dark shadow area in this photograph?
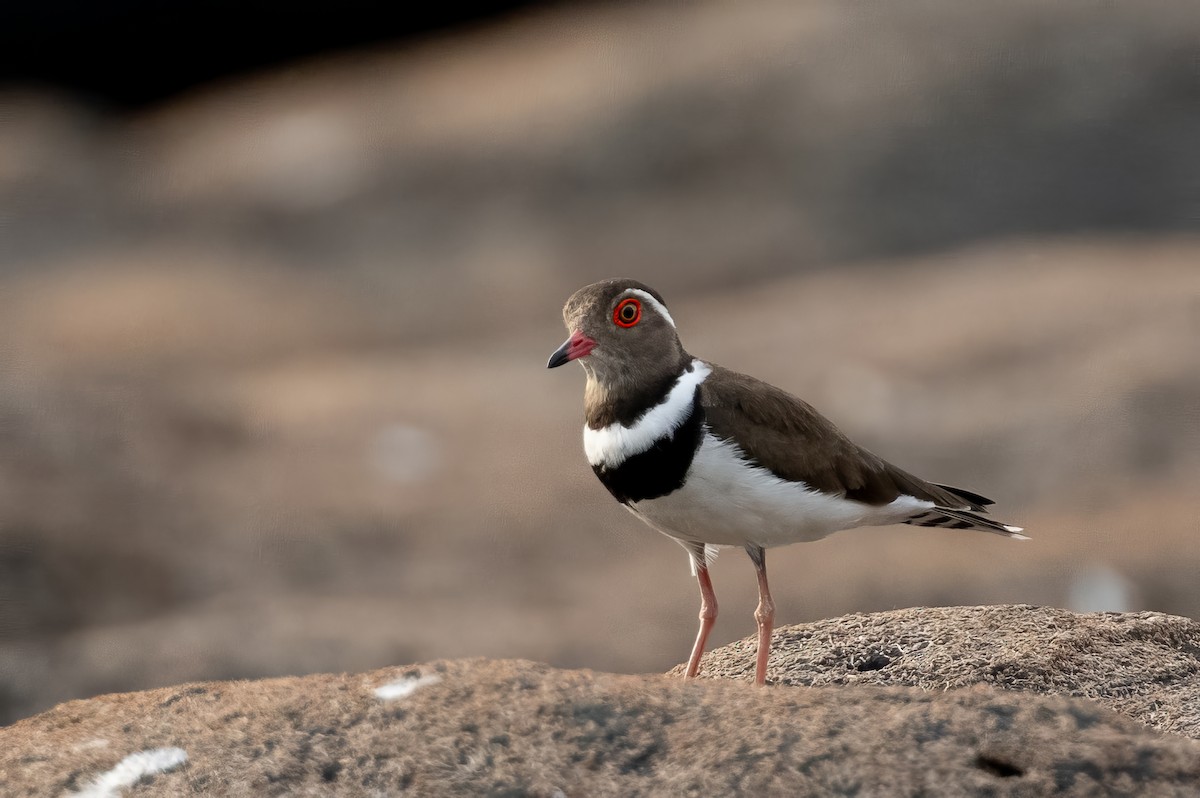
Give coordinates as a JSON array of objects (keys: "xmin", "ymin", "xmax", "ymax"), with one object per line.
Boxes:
[{"xmin": 0, "ymin": 0, "xmax": 565, "ymax": 108}]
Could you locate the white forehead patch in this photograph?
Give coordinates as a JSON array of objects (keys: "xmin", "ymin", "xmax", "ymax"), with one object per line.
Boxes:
[{"xmin": 623, "ymin": 289, "xmax": 675, "ymax": 329}]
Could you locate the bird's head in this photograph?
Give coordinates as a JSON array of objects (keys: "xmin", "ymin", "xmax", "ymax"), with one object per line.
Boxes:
[{"xmin": 547, "ymin": 279, "xmax": 688, "ymax": 393}]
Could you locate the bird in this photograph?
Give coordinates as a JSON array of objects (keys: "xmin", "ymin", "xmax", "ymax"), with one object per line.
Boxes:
[{"xmin": 547, "ymin": 278, "xmax": 1026, "ymax": 686}]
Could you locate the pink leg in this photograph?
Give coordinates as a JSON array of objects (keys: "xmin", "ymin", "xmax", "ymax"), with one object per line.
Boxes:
[
  {"xmin": 748, "ymin": 546, "xmax": 775, "ymax": 686},
  {"xmin": 685, "ymin": 565, "xmax": 718, "ymax": 678}
]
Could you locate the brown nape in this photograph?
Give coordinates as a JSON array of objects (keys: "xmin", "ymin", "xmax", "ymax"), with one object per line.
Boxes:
[{"xmin": 699, "ymin": 365, "xmax": 985, "ymax": 509}]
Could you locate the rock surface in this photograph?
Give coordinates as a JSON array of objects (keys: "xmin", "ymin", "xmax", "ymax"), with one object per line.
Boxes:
[
  {"xmin": 674, "ymin": 604, "xmax": 1200, "ymax": 739},
  {"xmin": 3, "ymin": 606, "xmax": 1200, "ymax": 796}
]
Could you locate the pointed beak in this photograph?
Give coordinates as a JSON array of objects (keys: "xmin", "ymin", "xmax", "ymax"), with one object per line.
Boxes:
[{"xmin": 547, "ymin": 330, "xmax": 596, "ymax": 368}]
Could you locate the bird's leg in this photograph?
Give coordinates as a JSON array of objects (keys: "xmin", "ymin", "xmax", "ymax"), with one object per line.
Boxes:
[
  {"xmin": 685, "ymin": 562, "xmax": 718, "ymax": 679},
  {"xmin": 746, "ymin": 545, "xmax": 774, "ymax": 686}
]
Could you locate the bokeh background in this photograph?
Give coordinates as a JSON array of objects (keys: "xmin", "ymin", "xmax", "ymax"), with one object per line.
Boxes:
[{"xmin": 2, "ymin": 0, "xmax": 1198, "ymax": 725}]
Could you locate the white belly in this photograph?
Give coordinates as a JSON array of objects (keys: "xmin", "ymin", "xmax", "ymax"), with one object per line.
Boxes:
[{"xmin": 628, "ymin": 432, "xmax": 933, "ymax": 549}]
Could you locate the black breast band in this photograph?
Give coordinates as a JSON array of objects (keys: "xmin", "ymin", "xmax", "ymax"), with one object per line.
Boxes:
[{"xmin": 592, "ymin": 388, "xmax": 705, "ymax": 504}]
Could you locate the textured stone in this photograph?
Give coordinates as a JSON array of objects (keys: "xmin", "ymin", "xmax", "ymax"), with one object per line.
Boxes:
[
  {"xmin": 4, "ymin": 606, "xmax": 1200, "ymax": 796},
  {"xmin": 672, "ymin": 604, "xmax": 1200, "ymax": 739}
]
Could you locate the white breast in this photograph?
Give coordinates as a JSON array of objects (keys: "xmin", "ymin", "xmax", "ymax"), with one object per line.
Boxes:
[
  {"xmin": 630, "ymin": 432, "xmax": 934, "ymax": 549},
  {"xmin": 583, "ymin": 360, "xmax": 711, "ymax": 469}
]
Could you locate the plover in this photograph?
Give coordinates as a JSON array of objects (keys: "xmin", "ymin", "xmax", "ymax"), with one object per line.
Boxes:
[{"xmin": 548, "ymin": 278, "xmax": 1025, "ymax": 686}]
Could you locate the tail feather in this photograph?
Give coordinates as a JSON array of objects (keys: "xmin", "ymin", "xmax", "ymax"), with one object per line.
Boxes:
[
  {"xmin": 931, "ymin": 483, "xmax": 995, "ymax": 509},
  {"xmin": 905, "ymin": 506, "xmax": 1027, "ymax": 539}
]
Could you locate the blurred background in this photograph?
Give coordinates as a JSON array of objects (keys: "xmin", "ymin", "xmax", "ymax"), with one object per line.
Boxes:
[{"xmin": 2, "ymin": 0, "xmax": 1198, "ymax": 725}]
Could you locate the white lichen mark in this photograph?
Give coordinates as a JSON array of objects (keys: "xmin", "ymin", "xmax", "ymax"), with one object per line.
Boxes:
[
  {"xmin": 374, "ymin": 673, "xmax": 441, "ymax": 700},
  {"xmin": 70, "ymin": 747, "xmax": 188, "ymax": 798}
]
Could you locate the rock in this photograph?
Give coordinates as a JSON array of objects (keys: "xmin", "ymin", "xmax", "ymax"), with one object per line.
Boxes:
[
  {"xmin": 4, "ymin": 605, "xmax": 1200, "ymax": 796},
  {"xmin": 672, "ymin": 605, "xmax": 1200, "ymax": 738}
]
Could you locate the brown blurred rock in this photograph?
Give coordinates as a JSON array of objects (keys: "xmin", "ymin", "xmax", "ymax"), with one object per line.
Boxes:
[
  {"xmin": 672, "ymin": 604, "xmax": 1200, "ymax": 739},
  {"xmin": 2, "ymin": 242, "xmax": 1200, "ymax": 726}
]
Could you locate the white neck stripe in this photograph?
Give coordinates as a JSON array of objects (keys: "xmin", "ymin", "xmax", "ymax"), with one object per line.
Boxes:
[
  {"xmin": 624, "ymin": 289, "xmax": 676, "ymax": 329},
  {"xmin": 584, "ymin": 360, "xmax": 711, "ymax": 469}
]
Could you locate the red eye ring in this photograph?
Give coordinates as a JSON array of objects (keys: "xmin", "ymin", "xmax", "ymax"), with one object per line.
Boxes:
[{"xmin": 613, "ymin": 298, "xmax": 641, "ymax": 328}]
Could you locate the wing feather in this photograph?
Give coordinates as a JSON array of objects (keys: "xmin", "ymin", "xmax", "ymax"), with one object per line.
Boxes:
[{"xmin": 699, "ymin": 364, "xmax": 982, "ymax": 510}]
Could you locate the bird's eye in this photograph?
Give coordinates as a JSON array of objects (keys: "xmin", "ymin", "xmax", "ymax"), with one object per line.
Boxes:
[{"xmin": 613, "ymin": 298, "xmax": 641, "ymax": 328}]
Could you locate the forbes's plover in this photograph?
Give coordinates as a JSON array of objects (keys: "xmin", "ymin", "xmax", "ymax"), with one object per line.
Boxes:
[{"xmin": 548, "ymin": 278, "xmax": 1025, "ymax": 685}]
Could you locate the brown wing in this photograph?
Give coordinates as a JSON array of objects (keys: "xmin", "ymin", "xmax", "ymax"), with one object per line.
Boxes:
[{"xmin": 699, "ymin": 364, "xmax": 987, "ymax": 510}]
